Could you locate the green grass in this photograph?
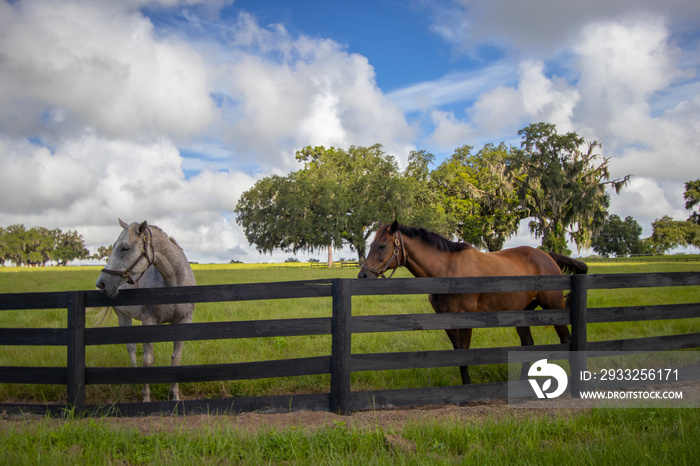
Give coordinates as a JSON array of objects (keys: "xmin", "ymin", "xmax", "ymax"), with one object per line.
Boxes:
[
  {"xmin": 400, "ymin": 408, "xmax": 699, "ymax": 465},
  {"xmin": 0, "ymin": 407, "xmax": 697, "ymax": 464},
  {"xmin": 0, "ymin": 261, "xmax": 699, "ymax": 403},
  {"xmin": 1, "ymin": 261, "xmax": 699, "ymax": 464}
]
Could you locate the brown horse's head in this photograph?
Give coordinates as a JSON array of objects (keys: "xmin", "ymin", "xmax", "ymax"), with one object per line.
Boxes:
[{"xmin": 358, "ymin": 220, "xmax": 403, "ymax": 278}]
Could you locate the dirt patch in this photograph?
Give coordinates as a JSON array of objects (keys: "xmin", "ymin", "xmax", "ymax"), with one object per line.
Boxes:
[
  {"xmin": 2, "ymin": 380, "xmax": 697, "ymax": 435},
  {"xmin": 0, "ymin": 399, "xmax": 583, "ymax": 435}
]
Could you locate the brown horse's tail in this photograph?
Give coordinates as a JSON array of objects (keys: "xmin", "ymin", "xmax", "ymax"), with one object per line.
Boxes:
[{"xmin": 547, "ymin": 252, "xmax": 588, "ymax": 275}]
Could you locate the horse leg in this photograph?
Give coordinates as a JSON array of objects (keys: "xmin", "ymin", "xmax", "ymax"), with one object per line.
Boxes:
[
  {"xmin": 141, "ymin": 340, "xmax": 154, "ymax": 402},
  {"xmin": 115, "ymin": 311, "xmax": 138, "ymax": 367},
  {"xmin": 169, "ymin": 340, "xmax": 183, "ymax": 401},
  {"xmin": 554, "ymin": 325, "xmax": 571, "ymax": 343},
  {"xmin": 540, "ymin": 291, "xmax": 572, "ymax": 344},
  {"xmin": 169, "ymin": 306, "xmax": 193, "ymax": 401},
  {"xmin": 445, "ymin": 328, "xmax": 473, "ymax": 384},
  {"xmin": 141, "ymin": 314, "xmax": 157, "ymax": 403},
  {"xmin": 516, "ymin": 326, "xmax": 535, "ymax": 380}
]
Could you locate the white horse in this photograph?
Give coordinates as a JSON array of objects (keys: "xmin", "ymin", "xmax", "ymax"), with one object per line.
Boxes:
[{"xmin": 95, "ymin": 219, "xmax": 196, "ymax": 402}]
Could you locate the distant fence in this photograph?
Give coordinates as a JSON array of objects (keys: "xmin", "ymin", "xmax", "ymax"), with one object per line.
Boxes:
[
  {"xmin": 584, "ymin": 254, "xmax": 700, "ymax": 263},
  {"xmin": 1, "ymin": 272, "xmax": 699, "ymax": 417},
  {"xmin": 310, "ymin": 261, "xmax": 360, "ymax": 268}
]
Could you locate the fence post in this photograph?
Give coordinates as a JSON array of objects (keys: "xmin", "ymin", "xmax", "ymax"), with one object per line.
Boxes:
[
  {"xmin": 330, "ymin": 278, "xmax": 352, "ymax": 414},
  {"xmin": 67, "ymin": 291, "xmax": 86, "ymax": 414},
  {"xmin": 569, "ymin": 274, "xmax": 588, "ymax": 398}
]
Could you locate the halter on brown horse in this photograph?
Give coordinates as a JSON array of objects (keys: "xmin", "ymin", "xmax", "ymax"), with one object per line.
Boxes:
[{"xmin": 358, "ymin": 220, "xmax": 588, "ymax": 384}]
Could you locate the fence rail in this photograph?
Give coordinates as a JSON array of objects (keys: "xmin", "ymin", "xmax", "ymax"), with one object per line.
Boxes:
[
  {"xmin": 1, "ymin": 272, "xmax": 699, "ymax": 416},
  {"xmin": 584, "ymin": 254, "xmax": 700, "ymax": 263},
  {"xmin": 309, "ymin": 261, "xmax": 360, "ymax": 268}
]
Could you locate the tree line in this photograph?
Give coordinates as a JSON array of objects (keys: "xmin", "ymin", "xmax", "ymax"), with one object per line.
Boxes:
[
  {"xmin": 587, "ymin": 180, "xmax": 700, "ymax": 258},
  {"xmin": 0, "ymin": 225, "xmax": 111, "ymax": 267},
  {"xmin": 638, "ymin": 179, "xmax": 700, "ymax": 256},
  {"xmin": 4, "ymin": 122, "xmax": 697, "ymax": 266},
  {"xmin": 235, "ymin": 122, "xmax": 699, "ymax": 261}
]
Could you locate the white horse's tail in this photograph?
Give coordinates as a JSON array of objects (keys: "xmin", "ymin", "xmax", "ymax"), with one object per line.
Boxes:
[{"xmin": 89, "ymin": 307, "xmax": 113, "ymax": 327}]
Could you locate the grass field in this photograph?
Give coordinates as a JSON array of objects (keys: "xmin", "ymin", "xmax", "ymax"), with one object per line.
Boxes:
[
  {"xmin": 0, "ymin": 260, "xmax": 699, "ymax": 403},
  {"xmin": 1, "ymin": 260, "xmax": 699, "ymax": 464},
  {"xmin": 1, "ymin": 407, "xmax": 697, "ymax": 465}
]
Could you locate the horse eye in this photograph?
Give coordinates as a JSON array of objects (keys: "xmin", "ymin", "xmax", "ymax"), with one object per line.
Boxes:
[
  {"xmin": 121, "ymin": 247, "xmax": 130, "ymax": 252},
  {"xmin": 378, "ymin": 244, "xmax": 387, "ymax": 250}
]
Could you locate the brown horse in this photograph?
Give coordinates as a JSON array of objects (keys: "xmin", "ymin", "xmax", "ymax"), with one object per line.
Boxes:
[{"xmin": 357, "ymin": 220, "xmax": 588, "ymax": 384}]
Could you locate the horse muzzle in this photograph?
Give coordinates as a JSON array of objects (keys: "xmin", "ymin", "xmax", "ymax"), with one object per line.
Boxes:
[{"xmin": 95, "ymin": 275, "xmax": 120, "ymax": 298}]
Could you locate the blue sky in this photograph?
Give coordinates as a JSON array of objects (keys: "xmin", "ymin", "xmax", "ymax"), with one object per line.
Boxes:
[
  {"xmin": 1, "ymin": 0, "xmax": 699, "ymax": 263},
  {"xmin": 222, "ymin": 1, "xmax": 468, "ymax": 88},
  {"xmin": 147, "ymin": 0, "xmax": 516, "ymax": 151}
]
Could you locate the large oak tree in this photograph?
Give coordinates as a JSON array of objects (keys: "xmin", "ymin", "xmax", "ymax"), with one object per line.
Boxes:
[
  {"xmin": 0, "ymin": 225, "xmax": 89, "ymax": 266},
  {"xmin": 591, "ymin": 214, "xmax": 645, "ymax": 257},
  {"xmin": 235, "ymin": 144, "xmax": 403, "ymax": 262},
  {"xmin": 432, "ymin": 143, "xmax": 526, "ymax": 251},
  {"xmin": 513, "ymin": 123, "xmax": 630, "ymax": 254},
  {"xmin": 685, "ymin": 179, "xmax": 700, "ymax": 225}
]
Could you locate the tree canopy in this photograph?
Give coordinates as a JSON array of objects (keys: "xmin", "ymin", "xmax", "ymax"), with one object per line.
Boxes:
[
  {"xmin": 432, "ymin": 143, "xmax": 526, "ymax": 251},
  {"xmin": 513, "ymin": 122, "xmax": 630, "ymax": 254},
  {"xmin": 234, "ymin": 123, "xmax": 636, "ymax": 261},
  {"xmin": 591, "ymin": 214, "xmax": 645, "ymax": 257},
  {"xmin": 0, "ymin": 225, "xmax": 90, "ymax": 266},
  {"xmin": 646, "ymin": 216, "xmax": 700, "ymax": 253},
  {"xmin": 235, "ymin": 144, "xmax": 403, "ymax": 262},
  {"xmin": 400, "ymin": 149, "xmax": 453, "ymax": 236},
  {"xmin": 685, "ymin": 179, "xmax": 700, "ymax": 225},
  {"xmin": 644, "ymin": 180, "xmax": 700, "ymax": 254}
]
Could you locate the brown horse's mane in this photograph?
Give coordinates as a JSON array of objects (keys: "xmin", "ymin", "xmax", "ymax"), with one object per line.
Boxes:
[{"xmin": 397, "ymin": 224, "xmax": 472, "ymax": 253}]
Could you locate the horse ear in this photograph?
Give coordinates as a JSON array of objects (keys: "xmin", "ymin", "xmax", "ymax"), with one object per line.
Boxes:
[
  {"xmin": 389, "ymin": 219, "xmax": 399, "ymax": 234},
  {"xmin": 119, "ymin": 218, "xmax": 129, "ymax": 229},
  {"xmin": 137, "ymin": 221, "xmax": 149, "ymax": 235}
]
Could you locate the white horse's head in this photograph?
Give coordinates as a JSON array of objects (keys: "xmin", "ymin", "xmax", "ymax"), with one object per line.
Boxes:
[{"xmin": 95, "ymin": 219, "xmax": 154, "ymax": 298}]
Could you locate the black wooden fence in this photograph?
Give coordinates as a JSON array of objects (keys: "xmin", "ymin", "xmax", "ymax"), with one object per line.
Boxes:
[{"xmin": 1, "ymin": 272, "xmax": 699, "ymax": 416}]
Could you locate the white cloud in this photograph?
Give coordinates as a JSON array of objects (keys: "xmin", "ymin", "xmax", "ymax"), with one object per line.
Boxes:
[
  {"xmin": 388, "ymin": 63, "xmax": 514, "ymax": 113},
  {"xmin": 571, "ymin": 16, "xmax": 700, "ymax": 197},
  {"xmin": 213, "ymin": 15, "xmax": 413, "ymax": 165},
  {"xmin": 609, "ymin": 177, "xmax": 689, "ymax": 235},
  {"xmin": 2, "ymin": 0, "xmax": 698, "ymax": 263},
  {"xmin": 573, "ymin": 16, "xmax": 682, "ymax": 142},
  {"xmin": 0, "ymin": 2, "xmax": 417, "ymax": 262},
  {"xmin": 0, "ymin": 137, "xmax": 97, "ymax": 214},
  {"xmin": 0, "ymin": 133, "xmax": 256, "ymax": 261},
  {"xmin": 421, "ymin": 6, "xmax": 700, "ymax": 252},
  {"xmin": 0, "ymin": 0, "xmax": 215, "ymax": 141},
  {"xmin": 0, "ymin": 2, "xmax": 413, "ymax": 173},
  {"xmin": 299, "ymin": 92, "xmax": 348, "ymax": 149},
  {"xmin": 429, "ymin": 109, "xmax": 477, "ymax": 148},
  {"xmin": 428, "ymin": 60, "xmax": 579, "ymax": 148},
  {"xmin": 433, "ymin": 0, "xmax": 700, "ymax": 56},
  {"xmin": 518, "ymin": 60, "xmax": 580, "ymax": 131},
  {"xmin": 466, "ymin": 86, "xmax": 524, "ymax": 135}
]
